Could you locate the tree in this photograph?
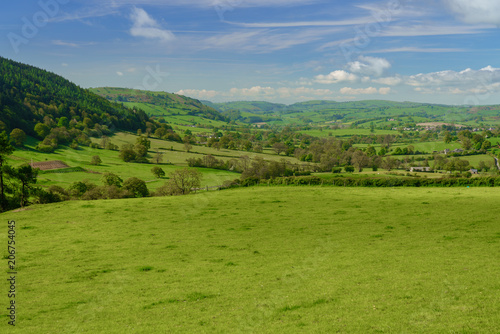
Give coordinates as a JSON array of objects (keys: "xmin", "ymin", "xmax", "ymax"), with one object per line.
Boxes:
[
  {"xmin": 481, "ymin": 140, "xmax": 492, "ymax": 150},
  {"xmin": 0, "ymin": 132, "xmax": 14, "ymax": 211},
  {"xmin": 13, "ymin": 164, "xmax": 38, "ymax": 207},
  {"xmin": 184, "ymin": 142, "xmax": 193, "ymax": 153},
  {"xmin": 443, "ymin": 131, "xmax": 452, "ymax": 144},
  {"xmin": 272, "ymin": 142, "xmax": 287, "ymax": 155},
  {"xmin": 136, "ymin": 136, "xmax": 151, "ymax": 150},
  {"xmin": 34, "ymin": 123, "xmax": 50, "ymax": 138},
  {"xmin": 100, "ymin": 136, "xmax": 109, "ymax": 149},
  {"xmin": 151, "ymin": 166, "xmax": 165, "ymax": 178},
  {"xmin": 383, "ymin": 157, "xmax": 397, "ymax": 171},
  {"xmin": 352, "ymin": 150, "xmax": 369, "ymax": 172},
  {"xmin": 370, "ymin": 122, "xmax": 375, "ymax": 133},
  {"xmin": 166, "ymin": 168, "xmax": 202, "ymax": 195},
  {"xmin": 153, "ymin": 150, "xmax": 164, "ymax": 164},
  {"xmin": 119, "ymin": 144, "xmax": 137, "ymax": 162},
  {"xmin": 90, "ymin": 155, "xmax": 102, "ymax": 165},
  {"xmin": 365, "ymin": 146, "xmax": 376, "ymax": 157},
  {"xmin": 123, "ymin": 177, "xmax": 149, "ymax": 197},
  {"xmin": 383, "ymin": 135, "xmax": 394, "ymax": 149},
  {"xmin": 58, "ymin": 116, "xmax": 69, "ymax": 128},
  {"xmin": 9, "ymin": 128, "xmax": 26, "ymax": 147},
  {"xmin": 460, "ymin": 137, "xmax": 472, "ymax": 150},
  {"xmin": 102, "ymin": 172, "xmax": 123, "ymax": 187}
]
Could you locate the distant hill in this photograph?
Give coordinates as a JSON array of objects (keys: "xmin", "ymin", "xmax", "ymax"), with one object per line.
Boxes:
[
  {"xmin": 200, "ymin": 99, "xmax": 500, "ymax": 127},
  {"xmin": 0, "ymin": 56, "xmax": 152, "ymax": 135},
  {"xmin": 203, "ymin": 100, "xmax": 287, "ymax": 114},
  {"xmin": 91, "ymin": 87, "xmax": 228, "ymax": 123}
]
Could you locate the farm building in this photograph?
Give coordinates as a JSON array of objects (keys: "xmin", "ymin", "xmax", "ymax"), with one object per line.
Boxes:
[{"xmin": 410, "ymin": 167, "xmax": 431, "ymax": 172}]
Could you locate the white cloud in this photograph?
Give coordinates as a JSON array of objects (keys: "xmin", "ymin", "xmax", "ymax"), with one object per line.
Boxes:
[
  {"xmin": 339, "ymin": 87, "xmax": 390, "ymax": 95},
  {"xmin": 372, "ymin": 76, "xmax": 403, "ymax": 86},
  {"xmin": 444, "ymin": 0, "xmax": 500, "ymax": 24},
  {"xmin": 176, "ymin": 89, "xmax": 220, "ymax": 99},
  {"xmin": 117, "ymin": 71, "xmax": 124, "ymax": 76},
  {"xmin": 406, "ymin": 66, "xmax": 500, "ymax": 87},
  {"xmin": 129, "ymin": 7, "xmax": 175, "ymax": 42},
  {"xmin": 61, "ymin": 63, "xmax": 69, "ymax": 67},
  {"xmin": 315, "ymin": 70, "xmax": 358, "ymax": 84},
  {"xmin": 347, "ymin": 56, "xmax": 391, "ymax": 77},
  {"xmin": 378, "ymin": 87, "xmax": 392, "ymax": 95},
  {"xmin": 229, "ymin": 86, "xmax": 276, "ymax": 97},
  {"xmin": 176, "ymin": 86, "xmax": 336, "ymax": 102}
]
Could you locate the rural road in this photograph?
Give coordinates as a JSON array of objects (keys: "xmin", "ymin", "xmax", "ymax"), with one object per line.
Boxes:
[{"xmin": 495, "ymin": 157, "xmax": 500, "ymax": 171}]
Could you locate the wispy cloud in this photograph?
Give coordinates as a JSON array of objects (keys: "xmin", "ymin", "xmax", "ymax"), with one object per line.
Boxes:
[
  {"xmin": 129, "ymin": 7, "xmax": 175, "ymax": 42},
  {"xmin": 52, "ymin": 40, "xmax": 80, "ymax": 48},
  {"xmin": 98, "ymin": 0, "xmax": 321, "ymax": 8},
  {"xmin": 225, "ymin": 17, "xmax": 376, "ymax": 28},
  {"xmin": 381, "ymin": 23, "xmax": 489, "ymax": 36},
  {"xmin": 444, "ymin": 0, "xmax": 500, "ymax": 24},
  {"xmin": 367, "ymin": 47, "xmax": 467, "ymax": 53},
  {"xmin": 52, "ymin": 6, "xmax": 119, "ymax": 23},
  {"xmin": 201, "ymin": 28, "xmax": 340, "ymax": 52},
  {"xmin": 52, "ymin": 40, "xmax": 96, "ymax": 48}
]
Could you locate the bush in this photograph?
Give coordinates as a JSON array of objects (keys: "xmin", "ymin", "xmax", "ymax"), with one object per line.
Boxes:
[
  {"xmin": 90, "ymin": 143, "xmax": 100, "ymax": 149},
  {"xmin": 36, "ymin": 143, "xmax": 56, "ymax": 153},
  {"xmin": 123, "ymin": 177, "xmax": 149, "ymax": 197},
  {"xmin": 90, "ymin": 155, "xmax": 102, "ymax": 165},
  {"xmin": 151, "ymin": 166, "xmax": 165, "ymax": 178},
  {"xmin": 344, "ymin": 166, "xmax": 355, "ymax": 173},
  {"xmin": 332, "ymin": 167, "xmax": 342, "ymax": 174},
  {"xmin": 241, "ymin": 177, "xmax": 260, "ymax": 187}
]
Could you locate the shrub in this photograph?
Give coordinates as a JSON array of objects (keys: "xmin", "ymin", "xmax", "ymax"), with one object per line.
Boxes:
[
  {"xmin": 241, "ymin": 177, "xmax": 260, "ymax": 187},
  {"xmin": 123, "ymin": 177, "xmax": 149, "ymax": 197},
  {"xmin": 151, "ymin": 166, "xmax": 165, "ymax": 178},
  {"xmin": 102, "ymin": 172, "xmax": 123, "ymax": 187},
  {"xmin": 90, "ymin": 155, "xmax": 102, "ymax": 165},
  {"xmin": 344, "ymin": 166, "xmax": 355, "ymax": 173},
  {"xmin": 332, "ymin": 167, "xmax": 342, "ymax": 174}
]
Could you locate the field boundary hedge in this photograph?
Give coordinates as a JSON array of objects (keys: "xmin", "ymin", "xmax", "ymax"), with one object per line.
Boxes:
[{"xmin": 249, "ymin": 175, "xmax": 500, "ymax": 187}]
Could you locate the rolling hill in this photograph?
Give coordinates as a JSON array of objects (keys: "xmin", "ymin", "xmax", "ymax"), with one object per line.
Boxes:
[{"xmin": 91, "ymin": 87, "xmax": 228, "ymax": 125}]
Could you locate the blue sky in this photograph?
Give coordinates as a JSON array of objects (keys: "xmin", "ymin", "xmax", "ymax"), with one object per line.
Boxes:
[{"xmin": 2, "ymin": 0, "xmax": 500, "ymax": 105}]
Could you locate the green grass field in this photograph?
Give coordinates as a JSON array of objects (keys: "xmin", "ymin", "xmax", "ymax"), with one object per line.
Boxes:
[
  {"xmin": 2, "ymin": 187, "xmax": 499, "ymax": 333},
  {"xmin": 7, "ymin": 135, "xmax": 241, "ymax": 191}
]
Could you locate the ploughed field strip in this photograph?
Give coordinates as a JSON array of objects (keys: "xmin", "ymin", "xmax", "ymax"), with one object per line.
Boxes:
[{"xmin": 29, "ymin": 160, "xmax": 69, "ymax": 171}]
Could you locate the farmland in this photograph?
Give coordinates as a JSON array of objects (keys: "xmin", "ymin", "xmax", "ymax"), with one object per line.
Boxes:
[{"xmin": 2, "ymin": 187, "xmax": 500, "ymax": 333}]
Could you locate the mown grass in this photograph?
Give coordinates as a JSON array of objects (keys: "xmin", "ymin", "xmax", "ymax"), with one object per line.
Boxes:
[{"xmin": 1, "ymin": 187, "xmax": 499, "ymax": 333}]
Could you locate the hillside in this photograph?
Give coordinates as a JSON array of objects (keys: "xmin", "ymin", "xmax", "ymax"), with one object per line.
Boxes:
[
  {"xmin": 91, "ymin": 87, "xmax": 228, "ymax": 124},
  {"xmin": 0, "ymin": 57, "xmax": 151, "ymax": 135},
  {"xmin": 204, "ymin": 99, "xmax": 500, "ymax": 127},
  {"xmin": 203, "ymin": 100, "xmax": 287, "ymax": 114}
]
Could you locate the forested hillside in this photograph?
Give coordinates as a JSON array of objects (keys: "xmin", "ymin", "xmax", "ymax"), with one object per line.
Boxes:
[
  {"xmin": 0, "ymin": 56, "xmax": 151, "ymax": 135},
  {"xmin": 91, "ymin": 87, "xmax": 228, "ymax": 122}
]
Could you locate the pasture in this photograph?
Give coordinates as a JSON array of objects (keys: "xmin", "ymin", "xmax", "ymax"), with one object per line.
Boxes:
[{"xmin": 1, "ymin": 187, "xmax": 499, "ymax": 333}]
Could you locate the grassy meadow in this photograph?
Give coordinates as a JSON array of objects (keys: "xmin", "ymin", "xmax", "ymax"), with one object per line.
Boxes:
[
  {"xmin": 6, "ymin": 132, "xmax": 304, "ymax": 192},
  {"xmin": 1, "ymin": 187, "xmax": 499, "ymax": 333}
]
